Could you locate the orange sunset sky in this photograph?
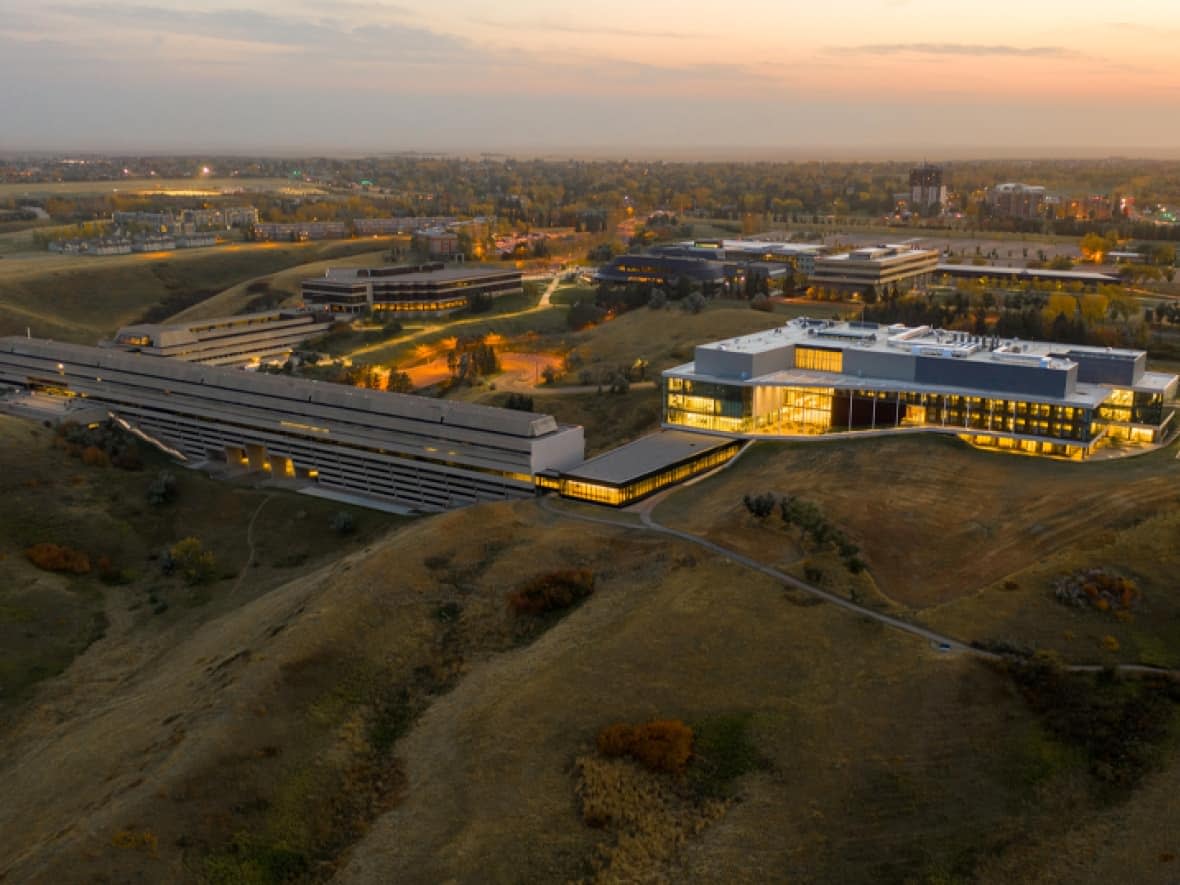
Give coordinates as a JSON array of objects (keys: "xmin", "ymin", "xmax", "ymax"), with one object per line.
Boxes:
[{"xmin": 1, "ymin": 0, "xmax": 1177, "ymax": 155}]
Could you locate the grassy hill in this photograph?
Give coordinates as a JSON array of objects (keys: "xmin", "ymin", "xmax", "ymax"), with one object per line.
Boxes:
[
  {"xmin": 1, "ymin": 425, "xmax": 1178, "ymax": 881},
  {"xmin": 0, "ymin": 415, "xmax": 402, "ymax": 712},
  {"xmin": 654, "ymin": 433, "xmax": 1180, "ymax": 667},
  {"xmin": 0, "ymin": 241, "xmax": 388, "ymax": 343}
]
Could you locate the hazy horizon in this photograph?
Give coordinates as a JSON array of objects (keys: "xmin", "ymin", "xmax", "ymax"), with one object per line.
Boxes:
[{"xmin": 3, "ymin": 0, "xmax": 1179, "ymax": 157}]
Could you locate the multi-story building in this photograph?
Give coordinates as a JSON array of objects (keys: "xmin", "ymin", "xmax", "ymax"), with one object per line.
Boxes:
[
  {"xmin": 110, "ymin": 309, "xmax": 333, "ymax": 367},
  {"xmin": 657, "ymin": 239, "xmax": 827, "ymax": 276},
  {"xmin": 351, "ymin": 217, "xmax": 453, "ymax": 235},
  {"xmin": 0, "ymin": 338, "xmax": 585, "ymax": 512},
  {"xmin": 988, "ymin": 183, "xmax": 1047, "ymax": 219},
  {"xmin": 300, "ymin": 263, "xmax": 522, "ymax": 315},
  {"xmin": 175, "ymin": 232, "xmax": 217, "ymax": 249},
  {"xmin": 131, "ymin": 235, "xmax": 175, "ymax": 253},
  {"xmin": 592, "ymin": 254, "xmax": 727, "ymax": 287},
  {"xmin": 809, "ymin": 244, "xmax": 939, "ymax": 297},
  {"xmin": 222, "ymin": 206, "xmax": 260, "ymax": 228},
  {"xmin": 909, "ymin": 164, "xmax": 947, "ymax": 213},
  {"xmin": 252, "ymin": 221, "xmax": 349, "ymax": 241},
  {"xmin": 413, "ymin": 228, "xmax": 460, "ymax": 259},
  {"xmin": 662, "ymin": 318, "xmax": 1177, "ymax": 459}
]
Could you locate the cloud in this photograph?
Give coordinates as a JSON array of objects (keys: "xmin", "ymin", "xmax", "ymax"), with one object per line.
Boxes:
[
  {"xmin": 831, "ymin": 42, "xmax": 1081, "ymax": 58},
  {"xmin": 471, "ymin": 17, "xmax": 697, "ymax": 40},
  {"xmin": 45, "ymin": 3, "xmax": 474, "ymax": 62}
]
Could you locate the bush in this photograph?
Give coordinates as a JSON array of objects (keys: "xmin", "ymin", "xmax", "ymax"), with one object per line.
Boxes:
[
  {"xmin": 742, "ymin": 492, "xmax": 777, "ymax": 519},
  {"xmin": 169, "ymin": 537, "xmax": 217, "ymax": 585},
  {"xmin": 567, "ymin": 300, "xmax": 606, "ymax": 331},
  {"xmin": 507, "ymin": 569, "xmax": 595, "ymax": 615},
  {"xmin": 596, "ymin": 719, "xmax": 695, "ymax": 774},
  {"xmin": 1054, "ymin": 568, "xmax": 1140, "ymax": 613},
  {"xmin": 504, "ymin": 392, "xmax": 534, "ymax": 412},
  {"xmin": 54, "ymin": 419, "xmax": 142, "ymax": 471},
  {"xmin": 81, "ymin": 445, "xmax": 109, "ymax": 467},
  {"xmin": 147, "ymin": 471, "xmax": 178, "ymax": 506},
  {"xmin": 25, "ymin": 542, "xmax": 91, "ymax": 575},
  {"xmin": 329, "ymin": 511, "xmax": 356, "ymax": 535}
]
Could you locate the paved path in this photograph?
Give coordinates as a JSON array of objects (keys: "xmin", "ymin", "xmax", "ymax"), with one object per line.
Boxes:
[
  {"xmin": 537, "ymin": 467, "xmax": 1180, "ymax": 679},
  {"xmin": 344, "ymin": 273, "xmax": 562, "ymax": 361}
]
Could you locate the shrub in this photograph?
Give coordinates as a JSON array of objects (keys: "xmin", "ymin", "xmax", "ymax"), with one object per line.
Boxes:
[
  {"xmin": 169, "ymin": 537, "xmax": 217, "ymax": 585},
  {"xmin": 507, "ymin": 569, "xmax": 595, "ymax": 615},
  {"xmin": 146, "ymin": 471, "xmax": 178, "ymax": 506},
  {"xmin": 329, "ymin": 511, "xmax": 356, "ymax": 535},
  {"xmin": 81, "ymin": 445, "xmax": 109, "ymax": 467},
  {"xmin": 25, "ymin": 542, "xmax": 91, "ymax": 575},
  {"xmin": 1054, "ymin": 568, "xmax": 1140, "ymax": 613},
  {"xmin": 504, "ymin": 392, "xmax": 534, "ymax": 412},
  {"xmin": 742, "ymin": 492, "xmax": 777, "ymax": 519},
  {"xmin": 596, "ymin": 719, "xmax": 695, "ymax": 774}
]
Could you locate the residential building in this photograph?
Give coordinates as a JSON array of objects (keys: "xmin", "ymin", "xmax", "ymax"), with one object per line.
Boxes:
[
  {"xmin": 809, "ymin": 244, "xmax": 940, "ymax": 297},
  {"xmin": 110, "ymin": 309, "xmax": 333, "ymax": 367},
  {"xmin": 413, "ymin": 228, "xmax": 460, "ymax": 259},
  {"xmin": 909, "ymin": 164, "xmax": 947, "ymax": 213},
  {"xmin": 988, "ymin": 183, "xmax": 1047, "ymax": 219},
  {"xmin": 662, "ymin": 318, "xmax": 1177, "ymax": 458},
  {"xmin": 175, "ymin": 232, "xmax": 217, "ymax": 249},
  {"xmin": 252, "ymin": 221, "xmax": 349, "ymax": 241},
  {"xmin": 353, "ymin": 217, "xmax": 454, "ymax": 236},
  {"xmin": 131, "ymin": 235, "xmax": 176, "ymax": 253},
  {"xmin": 0, "ymin": 338, "xmax": 585, "ymax": 512},
  {"xmin": 300, "ymin": 263, "xmax": 522, "ymax": 315}
]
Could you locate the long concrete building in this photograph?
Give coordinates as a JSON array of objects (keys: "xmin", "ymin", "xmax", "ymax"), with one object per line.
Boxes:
[
  {"xmin": 663, "ymin": 318, "xmax": 1177, "ymax": 459},
  {"xmin": 110, "ymin": 309, "xmax": 333, "ymax": 367},
  {"xmin": 0, "ymin": 338, "xmax": 585, "ymax": 511}
]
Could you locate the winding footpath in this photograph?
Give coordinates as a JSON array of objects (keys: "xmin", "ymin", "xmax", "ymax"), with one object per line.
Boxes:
[
  {"xmin": 344, "ymin": 272, "xmax": 564, "ymax": 361},
  {"xmin": 537, "ymin": 463, "xmax": 1180, "ymax": 679},
  {"xmin": 231, "ymin": 494, "xmax": 274, "ymax": 596}
]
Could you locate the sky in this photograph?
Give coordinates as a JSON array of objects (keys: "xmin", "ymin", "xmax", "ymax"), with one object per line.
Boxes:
[{"xmin": 1, "ymin": 0, "xmax": 1179, "ymax": 158}]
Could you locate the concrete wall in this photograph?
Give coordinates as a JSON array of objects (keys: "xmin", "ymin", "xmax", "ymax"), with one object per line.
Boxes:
[{"xmin": 695, "ymin": 343, "xmax": 793, "ymax": 379}]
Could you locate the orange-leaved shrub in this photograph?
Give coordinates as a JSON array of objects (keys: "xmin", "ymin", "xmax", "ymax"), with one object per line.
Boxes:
[
  {"xmin": 507, "ymin": 568, "xmax": 595, "ymax": 615},
  {"xmin": 596, "ymin": 719, "xmax": 694, "ymax": 774},
  {"xmin": 25, "ymin": 542, "xmax": 91, "ymax": 575}
]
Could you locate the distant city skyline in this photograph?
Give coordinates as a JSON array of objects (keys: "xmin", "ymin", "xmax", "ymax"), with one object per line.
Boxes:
[{"xmin": 2, "ymin": 0, "xmax": 1178, "ymax": 157}]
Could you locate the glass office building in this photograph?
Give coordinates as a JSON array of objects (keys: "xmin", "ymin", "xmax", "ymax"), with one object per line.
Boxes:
[{"xmin": 663, "ymin": 320, "xmax": 1177, "ymax": 460}]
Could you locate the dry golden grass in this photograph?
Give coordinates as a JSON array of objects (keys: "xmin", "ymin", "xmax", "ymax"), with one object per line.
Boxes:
[
  {"xmin": 3, "ymin": 474, "xmax": 1179, "ymax": 884},
  {"xmin": 655, "ymin": 434, "xmax": 1180, "ymax": 611},
  {"xmin": 575, "ymin": 755, "xmax": 728, "ymax": 883}
]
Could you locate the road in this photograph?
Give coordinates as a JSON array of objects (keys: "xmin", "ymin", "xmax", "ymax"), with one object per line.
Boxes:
[
  {"xmin": 537, "ymin": 462, "xmax": 1180, "ymax": 679},
  {"xmin": 343, "ymin": 272, "xmax": 563, "ymax": 361}
]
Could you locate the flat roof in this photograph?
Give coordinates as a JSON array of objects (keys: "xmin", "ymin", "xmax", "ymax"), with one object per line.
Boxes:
[
  {"xmin": 318, "ymin": 264, "xmax": 515, "ymax": 284},
  {"xmin": 0, "ymin": 337, "xmax": 559, "ymax": 440},
  {"xmin": 937, "ymin": 264, "xmax": 1119, "ymax": 283},
  {"xmin": 695, "ymin": 319, "xmax": 1145, "ymax": 365},
  {"xmin": 562, "ymin": 430, "xmax": 736, "ymax": 486}
]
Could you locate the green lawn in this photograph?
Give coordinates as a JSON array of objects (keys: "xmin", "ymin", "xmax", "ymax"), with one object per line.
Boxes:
[{"xmin": 0, "ymin": 240, "xmax": 387, "ymax": 343}]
